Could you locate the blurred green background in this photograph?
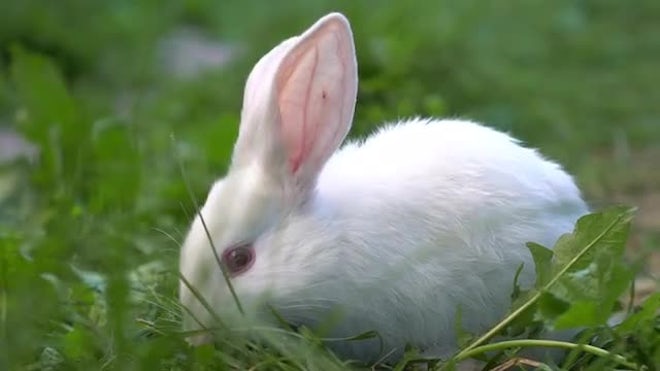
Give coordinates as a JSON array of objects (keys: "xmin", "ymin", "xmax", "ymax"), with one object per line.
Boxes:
[{"xmin": 0, "ymin": 0, "xmax": 658, "ymax": 369}]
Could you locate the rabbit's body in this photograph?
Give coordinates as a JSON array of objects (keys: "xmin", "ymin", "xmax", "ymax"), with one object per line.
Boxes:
[
  {"xmin": 179, "ymin": 13, "xmax": 588, "ymax": 364},
  {"xmin": 251, "ymin": 118, "xmax": 586, "ymax": 360}
]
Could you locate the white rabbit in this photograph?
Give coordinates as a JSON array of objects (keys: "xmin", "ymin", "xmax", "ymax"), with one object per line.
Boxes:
[{"xmin": 179, "ymin": 12, "xmax": 588, "ymax": 363}]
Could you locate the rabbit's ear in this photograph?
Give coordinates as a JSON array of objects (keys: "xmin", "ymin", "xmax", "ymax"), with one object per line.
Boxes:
[{"xmin": 232, "ymin": 13, "xmax": 357, "ymax": 195}]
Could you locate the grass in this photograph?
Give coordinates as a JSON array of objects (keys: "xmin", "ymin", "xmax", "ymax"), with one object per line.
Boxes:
[{"xmin": 0, "ymin": 0, "xmax": 658, "ymax": 369}]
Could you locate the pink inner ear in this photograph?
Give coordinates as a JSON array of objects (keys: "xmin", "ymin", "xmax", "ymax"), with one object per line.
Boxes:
[
  {"xmin": 276, "ymin": 27, "xmax": 352, "ymax": 181},
  {"xmin": 278, "ymin": 47, "xmax": 319, "ymax": 173}
]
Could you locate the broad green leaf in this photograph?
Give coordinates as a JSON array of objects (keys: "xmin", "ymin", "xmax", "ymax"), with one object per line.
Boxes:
[
  {"xmin": 544, "ymin": 207, "xmax": 635, "ymax": 329},
  {"xmin": 538, "ymin": 291, "xmax": 570, "ymax": 319},
  {"xmin": 552, "ymin": 206, "xmax": 634, "ymax": 274},
  {"xmin": 527, "ymin": 242, "xmax": 553, "ymax": 288},
  {"xmin": 553, "ymin": 301, "xmax": 600, "ymax": 328}
]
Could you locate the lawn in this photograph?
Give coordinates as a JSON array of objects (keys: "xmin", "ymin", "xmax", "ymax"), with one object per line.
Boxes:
[{"xmin": 1, "ymin": 0, "xmax": 658, "ymax": 369}]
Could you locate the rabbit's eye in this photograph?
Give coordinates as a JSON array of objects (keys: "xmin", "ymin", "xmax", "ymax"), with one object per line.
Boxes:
[{"xmin": 222, "ymin": 244, "xmax": 255, "ymax": 276}]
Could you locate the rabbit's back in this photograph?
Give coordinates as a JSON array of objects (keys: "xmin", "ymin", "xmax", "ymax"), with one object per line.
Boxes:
[{"xmin": 317, "ymin": 118, "xmax": 586, "ymax": 233}]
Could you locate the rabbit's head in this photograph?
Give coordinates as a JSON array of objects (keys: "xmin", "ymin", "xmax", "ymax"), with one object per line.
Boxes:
[{"xmin": 179, "ymin": 13, "xmax": 358, "ymax": 341}]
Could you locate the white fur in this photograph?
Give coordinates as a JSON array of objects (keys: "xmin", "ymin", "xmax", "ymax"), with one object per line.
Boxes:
[{"xmin": 179, "ymin": 13, "xmax": 588, "ymax": 363}]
